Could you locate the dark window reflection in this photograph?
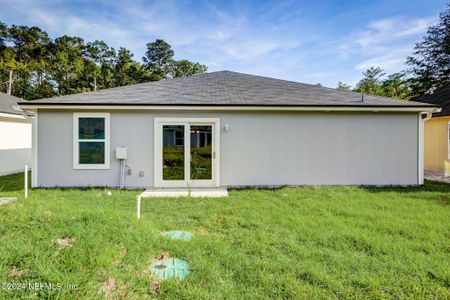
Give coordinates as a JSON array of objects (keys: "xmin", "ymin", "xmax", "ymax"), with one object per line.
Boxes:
[
  {"xmin": 79, "ymin": 118, "xmax": 105, "ymax": 139},
  {"xmin": 190, "ymin": 125, "xmax": 212, "ymax": 180},
  {"xmin": 79, "ymin": 142, "xmax": 105, "ymax": 164},
  {"xmin": 163, "ymin": 125, "xmax": 185, "ymax": 180}
]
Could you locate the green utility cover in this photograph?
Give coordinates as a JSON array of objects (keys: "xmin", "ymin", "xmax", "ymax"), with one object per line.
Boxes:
[
  {"xmin": 151, "ymin": 258, "xmax": 190, "ymax": 280},
  {"xmin": 162, "ymin": 230, "xmax": 193, "ymax": 241}
]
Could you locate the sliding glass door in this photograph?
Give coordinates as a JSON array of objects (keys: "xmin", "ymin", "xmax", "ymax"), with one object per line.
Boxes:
[{"xmin": 155, "ymin": 118, "xmax": 219, "ymax": 187}]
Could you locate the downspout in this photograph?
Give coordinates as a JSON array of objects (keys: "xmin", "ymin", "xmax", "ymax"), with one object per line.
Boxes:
[{"xmin": 418, "ymin": 111, "xmax": 436, "ymax": 185}]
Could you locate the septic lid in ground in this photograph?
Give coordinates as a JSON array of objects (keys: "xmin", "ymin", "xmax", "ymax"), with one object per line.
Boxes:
[
  {"xmin": 151, "ymin": 258, "xmax": 190, "ymax": 280},
  {"xmin": 161, "ymin": 230, "xmax": 193, "ymax": 241}
]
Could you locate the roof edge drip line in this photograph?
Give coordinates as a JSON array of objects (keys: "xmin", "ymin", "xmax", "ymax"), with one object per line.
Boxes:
[{"xmin": 18, "ymin": 104, "xmax": 438, "ymax": 113}]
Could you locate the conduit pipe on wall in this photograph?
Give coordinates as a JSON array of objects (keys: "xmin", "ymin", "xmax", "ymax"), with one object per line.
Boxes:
[
  {"xmin": 119, "ymin": 159, "xmax": 126, "ymax": 189},
  {"xmin": 418, "ymin": 111, "xmax": 434, "ymax": 185},
  {"xmin": 116, "ymin": 147, "xmax": 128, "ymax": 189}
]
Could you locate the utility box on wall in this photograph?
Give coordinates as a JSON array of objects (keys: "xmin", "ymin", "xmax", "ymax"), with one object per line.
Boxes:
[{"xmin": 116, "ymin": 147, "xmax": 127, "ymax": 160}]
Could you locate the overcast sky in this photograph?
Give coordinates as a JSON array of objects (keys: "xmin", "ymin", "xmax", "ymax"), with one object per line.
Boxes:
[{"xmin": 0, "ymin": 0, "xmax": 447, "ymax": 87}]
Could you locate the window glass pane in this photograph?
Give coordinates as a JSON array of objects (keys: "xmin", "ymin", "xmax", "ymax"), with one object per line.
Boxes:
[
  {"xmin": 79, "ymin": 118, "xmax": 105, "ymax": 139},
  {"xmin": 162, "ymin": 125, "xmax": 184, "ymax": 180},
  {"xmin": 79, "ymin": 142, "xmax": 105, "ymax": 164},
  {"xmin": 190, "ymin": 125, "xmax": 212, "ymax": 180}
]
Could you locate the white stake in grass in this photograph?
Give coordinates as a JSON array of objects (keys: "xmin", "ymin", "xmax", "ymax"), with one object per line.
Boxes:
[
  {"xmin": 137, "ymin": 195, "xmax": 141, "ymax": 219},
  {"xmin": 24, "ymin": 165, "xmax": 28, "ymax": 198}
]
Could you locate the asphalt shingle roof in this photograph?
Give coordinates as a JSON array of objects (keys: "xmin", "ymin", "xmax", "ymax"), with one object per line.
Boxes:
[
  {"xmin": 0, "ymin": 92, "xmax": 23, "ymax": 115},
  {"xmin": 21, "ymin": 71, "xmax": 434, "ymax": 107},
  {"xmin": 412, "ymin": 86, "xmax": 450, "ymax": 116}
]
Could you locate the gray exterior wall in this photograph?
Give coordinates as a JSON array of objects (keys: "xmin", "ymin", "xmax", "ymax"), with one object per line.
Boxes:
[{"xmin": 37, "ymin": 110, "xmax": 419, "ymax": 187}]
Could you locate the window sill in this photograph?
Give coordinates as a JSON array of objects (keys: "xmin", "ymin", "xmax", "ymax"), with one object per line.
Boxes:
[{"xmin": 73, "ymin": 164, "xmax": 110, "ymax": 170}]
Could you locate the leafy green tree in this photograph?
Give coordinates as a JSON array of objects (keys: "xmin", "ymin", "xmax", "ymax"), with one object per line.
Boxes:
[
  {"xmin": 407, "ymin": 4, "xmax": 450, "ymax": 95},
  {"xmin": 355, "ymin": 67, "xmax": 385, "ymax": 96},
  {"xmin": 171, "ymin": 59, "xmax": 207, "ymax": 78},
  {"xmin": 350, "ymin": 68, "xmax": 411, "ymax": 99},
  {"xmin": 0, "ymin": 22, "xmax": 7, "ymax": 52},
  {"xmin": 142, "ymin": 39, "xmax": 174, "ymax": 80},
  {"xmin": 336, "ymin": 82, "xmax": 351, "ymax": 92},
  {"xmin": 113, "ymin": 47, "xmax": 147, "ymax": 86},
  {"xmin": 2, "ymin": 25, "xmax": 54, "ymax": 98},
  {"xmin": 381, "ymin": 72, "xmax": 410, "ymax": 99},
  {"xmin": 51, "ymin": 35, "xmax": 87, "ymax": 95},
  {"xmin": 84, "ymin": 40, "xmax": 116, "ymax": 89},
  {"xmin": 0, "ymin": 23, "xmax": 208, "ymax": 99}
]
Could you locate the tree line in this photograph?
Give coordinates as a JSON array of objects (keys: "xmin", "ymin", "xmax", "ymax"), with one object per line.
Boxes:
[
  {"xmin": 2, "ymin": 3, "xmax": 450, "ymax": 101},
  {"xmin": 0, "ymin": 22, "xmax": 207, "ymax": 99},
  {"xmin": 336, "ymin": 4, "xmax": 450, "ymax": 99}
]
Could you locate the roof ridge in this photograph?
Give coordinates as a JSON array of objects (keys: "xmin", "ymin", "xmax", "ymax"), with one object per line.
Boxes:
[{"xmin": 206, "ymin": 70, "xmax": 406, "ymax": 103}]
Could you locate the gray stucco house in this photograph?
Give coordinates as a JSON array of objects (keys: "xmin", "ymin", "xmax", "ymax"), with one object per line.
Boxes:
[{"xmin": 19, "ymin": 71, "xmax": 437, "ymax": 189}]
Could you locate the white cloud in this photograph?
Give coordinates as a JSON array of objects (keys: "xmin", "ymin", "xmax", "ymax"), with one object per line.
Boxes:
[
  {"xmin": 355, "ymin": 49, "xmax": 411, "ymax": 71},
  {"xmin": 0, "ymin": 0, "xmax": 441, "ymax": 88},
  {"xmin": 336, "ymin": 17, "xmax": 436, "ymax": 78},
  {"xmin": 353, "ymin": 17, "xmax": 434, "ymax": 50}
]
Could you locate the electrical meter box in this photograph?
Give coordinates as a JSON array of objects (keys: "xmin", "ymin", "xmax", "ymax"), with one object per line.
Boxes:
[{"xmin": 116, "ymin": 147, "xmax": 127, "ymax": 159}]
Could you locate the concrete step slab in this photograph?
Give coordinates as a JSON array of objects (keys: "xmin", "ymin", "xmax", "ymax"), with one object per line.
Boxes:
[{"xmin": 140, "ymin": 188, "xmax": 228, "ymax": 198}]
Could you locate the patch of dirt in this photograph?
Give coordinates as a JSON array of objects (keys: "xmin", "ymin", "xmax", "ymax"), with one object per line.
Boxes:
[
  {"xmin": 45, "ymin": 210, "xmax": 52, "ymax": 221},
  {"xmin": 100, "ymin": 277, "xmax": 124, "ymax": 299},
  {"xmin": 211, "ymin": 215, "xmax": 228, "ymax": 224},
  {"xmin": 101, "ymin": 277, "xmax": 117, "ymax": 292},
  {"xmin": 198, "ymin": 227, "xmax": 209, "ymax": 236},
  {"xmin": 9, "ymin": 266, "xmax": 28, "ymax": 279},
  {"xmin": 154, "ymin": 251, "xmax": 171, "ymax": 261},
  {"xmin": 425, "ymin": 171, "xmax": 450, "ymax": 184},
  {"xmin": 0, "ymin": 232, "xmax": 14, "ymax": 241},
  {"xmin": 149, "ymin": 280, "xmax": 160, "ymax": 296},
  {"xmin": 55, "ymin": 237, "xmax": 75, "ymax": 248},
  {"xmin": 113, "ymin": 245, "xmax": 127, "ymax": 266}
]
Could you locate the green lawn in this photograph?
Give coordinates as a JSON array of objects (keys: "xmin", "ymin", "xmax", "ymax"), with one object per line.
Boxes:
[{"xmin": 0, "ymin": 173, "xmax": 449, "ymax": 299}]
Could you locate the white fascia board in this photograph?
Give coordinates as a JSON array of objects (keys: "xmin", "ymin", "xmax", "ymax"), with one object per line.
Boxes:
[
  {"xmin": 0, "ymin": 112, "xmax": 27, "ymax": 119},
  {"xmin": 18, "ymin": 104, "xmax": 439, "ymax": 113}
]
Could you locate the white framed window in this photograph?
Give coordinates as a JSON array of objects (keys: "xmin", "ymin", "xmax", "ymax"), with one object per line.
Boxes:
[{"xmin": 73, "ymin": 113, "xmax": 110, "ymax": 169}]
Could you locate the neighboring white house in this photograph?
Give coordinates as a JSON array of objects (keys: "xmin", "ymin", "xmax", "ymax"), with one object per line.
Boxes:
[
  {"xmin": 0, "ymin": 93, "xmax": 32, "ymax": 176},
  {"xmin": 19, "ymin": 71, "xmax": 438, "ymax": 188}
]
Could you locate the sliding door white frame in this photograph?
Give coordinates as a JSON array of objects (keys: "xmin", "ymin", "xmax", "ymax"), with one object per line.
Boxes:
[{"xmin": 154, "ymin": 118, "xmax": 220, "ymax": 188}]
